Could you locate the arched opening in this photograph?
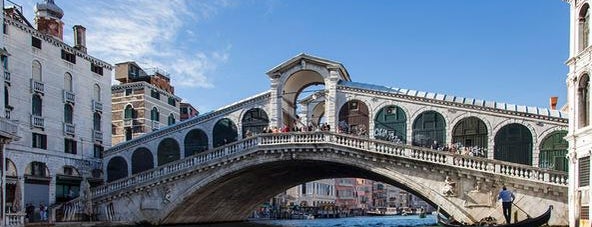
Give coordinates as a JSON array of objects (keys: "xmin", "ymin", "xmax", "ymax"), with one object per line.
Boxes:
[
  {"xmin": 64, "ymin": 104, "xmax": 73, "ymax": 124},
  {"xmin": 412, "ymin": 111, "xmax": 446, "ymax": 148},
  {"xmin": 93, "ymin": 112, "xmax": 101, "ymax": 131},
  {"xmin": 452, "ymin": 117, "xmax": 488, "ymax": 157},
  {"xmin": 374, "ymin": 105, "xmax": 406, "ymax": 143},
  {"xmin": 132, "ymin": 147, "xmax": 154, "ymax": 174},
  {"xmin": 213, "ymin": 118, "xmax": 238, "ymax": 148},
  {"xmin": 64, "ymin": 73, "xmax": 72, "ymax": 92},
  {"xmin": 107, "ymin": 156, "xmax": 128, "ymax": 182},
  {"xmin": 184, "ymin": 129, "xmax": 208, "ymax": 157},
  {"xmin": 24, "ymin": 162, "xmax": 50, "ymax": 207},
  {"xmin": 309, "ymin": 101, "xmax": 326, "ymax": 127},
  {"xmin": 338, "ymin": 100, "xmax": 369, "ymax": 135},
  {"xmin": 580, "ymin": 3, "xmax": 591, "ymax": 52},
  {"xmin": 539, "ymin": 130, "xmax": 568, "ymax": 172},
  {"xmin": 151, "ymin": 107, "xmax": 160, "ymax": 121},
  {"xmin": 32, "ymin": 60, "xmax": 42, "ymax": 81},
  {"xmin": 281, "ymin": 70, "xmax": 325, "ymax": 130},
  {"xmin": 158, "ymin": 138, "xmax": 180, "ymax": 166},
  {"xmin": 494, "ymin": 123, "xmax": 533, "ymax": 165},
  {"xmin": 93, "ymin": 84, "xmax": 101, "ymax": 102},
  {"xmin": 241, "ymin": 108, "xmax": 269, "ymax": 137},
  {"xmin": 124, "ymin": 104, "xmax": 135, "ymax": 119},
  {"xmin": 168, "ymin": 114, "xmax": 176, "ymax": 125},
  {"xmin": 578, "ymin": 74, "xmax": 590, "ymax": 128},
  {"xmin": 56, "ymin": 166, "xmax": 81, "ymax": 202},
  {"xmin": 32, "ymin": 94, "xmax": 42, "ymax": 116},
  {"xmin": 5, "ymin": 159, "xmax": 18, "ymax": 212}
]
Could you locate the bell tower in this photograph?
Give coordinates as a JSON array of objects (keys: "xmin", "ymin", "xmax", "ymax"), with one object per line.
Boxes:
[
  {"xmin": 566, "ymin": 0, "xmax": 592, "ymax": 226},
  {"xmin": 34, "ymin": 0, "xmax": 64, "ymax": 40}
]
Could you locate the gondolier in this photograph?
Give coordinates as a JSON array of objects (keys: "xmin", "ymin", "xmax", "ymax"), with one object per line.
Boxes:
[{"xmin": 497, "ymin": 186, "xmax": 515, "ymax": 224}]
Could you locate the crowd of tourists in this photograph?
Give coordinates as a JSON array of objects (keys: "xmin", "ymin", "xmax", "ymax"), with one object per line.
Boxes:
[{"xmin": 423, "ymin": 141, "xmax": 486, "ymax": 157}]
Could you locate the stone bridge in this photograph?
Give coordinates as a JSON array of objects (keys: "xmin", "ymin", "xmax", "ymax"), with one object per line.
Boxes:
[{"xmin": 87, "ymin": 132, "xmax": 567, "ymax": 225}]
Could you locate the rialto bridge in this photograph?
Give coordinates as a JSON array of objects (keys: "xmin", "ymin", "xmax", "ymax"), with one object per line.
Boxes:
[{"xmin": 60, "ymin": 54, "xmax": 570, "ymax": 225}]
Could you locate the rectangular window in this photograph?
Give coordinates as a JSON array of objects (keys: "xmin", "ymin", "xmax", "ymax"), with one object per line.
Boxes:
[
  {"xmin": 2, "ymin": 23, "xmax": 6, "ymax": 34},
  {"xmin": 181, "ymin": 107, "xmax": 188, "ymax": 114},
  {"xmin": 151, "ymin": 90, "xmax": 160, "ymax": 100},
  {"xmin": 580, "ymin": 157, "xmax": 591, "ymax": 187},
  {"xmin": 125, "ymin": 88, "xmax": 132, "ymax": 96},
  {"xmin": 93, "ymin": 144, "xmax": 103, "ymax": 158},
  {"xmin": 582, "ymin": 206, "xmax": 590, "ymax": 220},
  {"xmin": 1, "ymin": 55, "xmax": 7, "ymax": 70},
  {"xmin": 168, "ymin": 97, "xmax": 176, "ymax": 106},
  {"xmin": 91, "ymin": 63, "xmax": 103, "ymax": 76},
  {"xmin": 61, "ymin": 50, "xmax": 76, "ymax": 64},
  {"xmin": 64, "ymin": 139, "xmax": 77, "ymax": 154},
  {"xmin": 31, "ymin": 36, "xmax": 41, "ymax": 49},
  {"xmin": 32, "ymin": 133, "xmax": 47, "ymax": 149}
]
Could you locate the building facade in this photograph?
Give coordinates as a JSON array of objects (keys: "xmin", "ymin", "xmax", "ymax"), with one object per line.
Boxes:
[
  {"xmin": 180, "ymin": 102, "xmax": 198, "ymax": 121},
  {"xmin": 1, "ymin": 0, "xmax": 112, "ymax": 221},
  {"xmin": 111, "ymin": 62, "xmax": 181, "ymax": 145}
]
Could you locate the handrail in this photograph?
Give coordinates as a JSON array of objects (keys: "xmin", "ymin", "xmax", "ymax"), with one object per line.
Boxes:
[{"xmin": 92, "ymin": 132, "xmax": 568, "ymax": 200}]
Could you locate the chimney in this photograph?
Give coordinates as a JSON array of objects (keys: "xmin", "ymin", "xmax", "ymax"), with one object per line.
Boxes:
[
  {"xmin": 73, "ymin": 25, "xmax": 86, "ymax": 53},
  {"xmin": 550, "ymin": 96, "xmax": 558, "ymax": 110}
]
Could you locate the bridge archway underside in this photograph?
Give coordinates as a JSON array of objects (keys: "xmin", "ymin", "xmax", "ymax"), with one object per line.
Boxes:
[{"xmin": 93, "ymin": 133, "xmax": 568, "ymax": 225}]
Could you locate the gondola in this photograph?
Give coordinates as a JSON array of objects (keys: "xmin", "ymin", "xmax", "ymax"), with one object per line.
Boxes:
[{"xmin": 437, "ymin": 205, "xmax": 552, "ymax": 227}]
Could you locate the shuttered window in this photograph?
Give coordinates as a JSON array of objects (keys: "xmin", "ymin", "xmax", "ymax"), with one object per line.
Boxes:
[{"xmin": 580, "ymin": 156, "xmax": 590, "ymax": 187}]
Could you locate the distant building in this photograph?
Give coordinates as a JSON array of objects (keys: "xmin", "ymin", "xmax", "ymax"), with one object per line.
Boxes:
[
  {"xmin": 180, "ymin": 102, "xmax": 198, "ymax": 121},
  {"xmin": 335, "ymin": 178, "xmax": 357, "ymax": 211},
  {"xmin": 111, "ymin": 62, "xmax": 182, "ymax": 145},
  {"xmin": 289, "ymin": 179, "xmax": 336, "ymax": 208},
  {"xmin": 2, "ymin": 0, "xmax": 112, "ymax": 217}
]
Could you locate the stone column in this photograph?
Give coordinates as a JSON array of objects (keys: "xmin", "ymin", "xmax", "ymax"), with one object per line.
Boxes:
[
  {"xmin": 269, "ymin": 75, "xmax": 282, "ymax": 129},
  {"xmin": 49, "ymin": 175, "xmax": 56, "ymax": 205},
  {"xmin": 324, "ymin": 67, "xmax": 340, "ymax": 132}
]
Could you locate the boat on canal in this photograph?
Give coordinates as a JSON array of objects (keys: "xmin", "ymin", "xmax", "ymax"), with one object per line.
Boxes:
[
  {"xmin": 437, "ymin": 205, "xmax": 552, "ymax": 227},
  {"xmin": 366, "ymin": 207, "xmax": 400, "ymax": 216}
]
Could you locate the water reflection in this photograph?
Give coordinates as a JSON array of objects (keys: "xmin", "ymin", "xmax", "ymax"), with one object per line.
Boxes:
[{"xmin": 187, "ymin": 215, "xmax": 437, "ymax": 227}]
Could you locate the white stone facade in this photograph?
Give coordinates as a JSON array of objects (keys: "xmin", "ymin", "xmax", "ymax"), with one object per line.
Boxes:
[{"xmin": 2, "ymin": 5, "xmax": 112, "ymax": 211}]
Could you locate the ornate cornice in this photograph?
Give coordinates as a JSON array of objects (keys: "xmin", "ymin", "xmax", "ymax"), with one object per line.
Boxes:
[
  {"xmin": 112, "ymin": 81, "xmax": 182, "ymax": 101},
  {"xmin": 3, "ymin": 16, "xmax": 113, "ymax": 70}
]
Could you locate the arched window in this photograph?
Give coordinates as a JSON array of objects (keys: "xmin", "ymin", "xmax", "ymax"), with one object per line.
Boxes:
[
  {"xmin": 539, "ymin": 130, "xmax": 568, "ymax": 172},
  {"xmin": 168, "ymin": 114, "xmax": 175, "ymax": 125},
  {"xmin": 184, "ymin": 129, "xmax": 208, "ymax": 157},
  {"xmin": 374, "ymin": 105, "xmax": 406, "ymax": 143},
  {"xmin": 93, "ymin": 112, "xmax": 101, "ymax": 131},
  {"xmin": 107, "ymin": 156, "xmax": 128, "ymax": 182},
  {"xmin": 124, "ymin": 105, "xmax": 134, "ymax": 119},
  {"xmin": 494, "ymin": 123, "xmax": 533, "ymax": 165},
  {"xmin": 93, "ymin": 84, "xmax": 100, "ymax": 102},
  {"xmin": 157, "ymin": 138, "xmax": 180, "ymax": 166},
  {"xmin": 213, "ymin": 118, "xmax": 238, "ymax": 148},
  {"xmin": 452, "ymin": 117, "xmax": 488, "ymax": 157},
  {"xmin": 131, "ymin": 147, "xmax": 154, "ymax": 174},
  {"xmin": 4, "ymin": 86, "xmax": 9, "ymax": 108},
  {"xmin": 338, "ymin": 100, "xmax": 369, "ymax": 135},
  {"xmin": 64, "ymin": 104, "xmax": 73, "ymax": 124},
  {"xmin": 412, "ymin": 111, "xmax": 446, "ymax": 148},
  {"xmin": 64, "ymin": 73, "xmax": 72, "ymax": 92},
  {"xmin": 579, "ymin": 74, "xmax": 590, "ymax": 128},
  {"xmin": 580, "ymin": 4, "xmax": 591, "ymax": 52},
  {"xmin": 151, "ymin": 107, "xmax": 159, "ymax": 121},
  {"xmin": 32, "ymin": 94, "xmax": 42, "ymax": 116},
  {"xmin": 241, "ymin": 108, "xmax": 269, "ymax": 137},
  {"xmin": 32, "ymin": 60, "xmax": 42, "ymax": 81}
]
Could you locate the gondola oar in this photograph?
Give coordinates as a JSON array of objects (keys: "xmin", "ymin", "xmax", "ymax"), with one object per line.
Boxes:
[{"xmin": 512, "ymin": 202, "xmax": 531, "ymax": 218}]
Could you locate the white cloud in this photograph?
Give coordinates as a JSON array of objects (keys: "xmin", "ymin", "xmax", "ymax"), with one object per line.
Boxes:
[{"xmin": 57, "ymin": 0, "xmax": 231, "ymax": 88}]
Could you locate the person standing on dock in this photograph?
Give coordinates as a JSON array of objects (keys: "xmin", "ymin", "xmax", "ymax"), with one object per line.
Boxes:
[{"xmin": 497, "ymin": 186, "xmax": 515, "ymax": 224}]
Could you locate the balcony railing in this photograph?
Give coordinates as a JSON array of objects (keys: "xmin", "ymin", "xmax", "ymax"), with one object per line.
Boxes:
[
  {"xmin": 123, "ymin": 118, "xmax": 132, "ymax": 127},
  {"xmin": 63, "ymin": 123, "xmax": 75, "ymax": 135},
  {"xmin": 151, "ymin": 120, "xmax": 160, "ymax": 130},
  {"xmin": 63, "ymin": 90, "xmax": 75, "ymax": 104},
  {"xmin": 92, "ymin": 100, "xmax": 103, "ymax": 113},
  {"xmin": 4, "ymin": 70, "xmax": 10, "ymax": 84},
  {"xmin": 93, "ymin": 130, "xmax": 103, "ymax": 143},
  {"xmin": 30, "ymin": 79, "xmax": 44, "ymax": 94},
  {"xmin": 30, "ymin": 115, "xmax": 44, "ymax": 128}
]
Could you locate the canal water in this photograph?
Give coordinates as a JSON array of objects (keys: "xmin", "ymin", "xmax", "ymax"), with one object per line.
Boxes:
[{"xmin": 188, "ymin": 215, "xmax": 438, "ymax": 227}]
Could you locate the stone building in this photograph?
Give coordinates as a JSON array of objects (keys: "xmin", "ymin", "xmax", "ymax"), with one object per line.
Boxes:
[
  {"xmin": 111, "ymin": 62, "xmax": 181, "ymax": 145},
  {"xmin": 285, "ymin": 179, "xmax": 336, "ymax": 208},
  {"xmin": 567, "ymin": 0, "xmax": 592, "ymax": 226},
  {"xmin": 1, "ymin": 0, "xmax": 112, "ymax": 221},
  {"xmin": 180, "ymin": 102, "xmax": 199, "ymax": 121}
]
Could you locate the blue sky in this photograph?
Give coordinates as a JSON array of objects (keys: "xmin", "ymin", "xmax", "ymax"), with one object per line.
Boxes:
[{"xmin": 18, "ymin": 0, "xmax": 569, "ymax": 112}]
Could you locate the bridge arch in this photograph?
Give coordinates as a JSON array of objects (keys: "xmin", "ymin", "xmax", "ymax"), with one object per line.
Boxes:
[
  {"xmin": 184, "ymin": 129, "xmax": 208, "ymax": 157},
  {"xmin": 373, "ymin": 104, "xmax": 407, "ymax": 143},
  {"xmin": 131, "ymin": 147, "xmax": 154, "ymax": 174},
  {"xmin": 213, "ymin": 118, "xmax": 238, "ymax": 148},
  {"xmin": 164, "ymin": 154, "xmax": 471, "ymax": 224},
  {"xmin": 106, "ymin": 156, "xmax": 128, "ymax": 182},
  {"xmin": 338, "ymin": 99, "xmax": 369, "ymax": 135},
  {"xmin": 412, "ymin": 110, "xmax": 446, "ymax": 148},
  {"xmin": 494, "ymin": 123, "xmax": 533, "ymax": 165},
  {"xmin": 309, "ymin": 101, "xmax": 325, "ymax": 126},
  {"xmin": 241, "ymin": 108, "xmax": 269, "ymax": 137},
  {"xmin": 157, "ymin": 138, "xmax": 181, "ymax": 166}
]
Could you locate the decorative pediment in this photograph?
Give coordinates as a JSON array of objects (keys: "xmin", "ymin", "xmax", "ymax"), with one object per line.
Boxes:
[{"xmin": 266, "ymin": 53, "xmax": 351, "ymax": 81}]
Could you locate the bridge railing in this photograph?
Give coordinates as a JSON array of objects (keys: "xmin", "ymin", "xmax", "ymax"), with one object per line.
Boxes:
[{"xmin": 92, "ymin": 132, "xmax": 568, "ymax": 199}]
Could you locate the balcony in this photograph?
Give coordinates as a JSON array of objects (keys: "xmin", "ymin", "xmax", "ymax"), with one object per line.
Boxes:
[
  {"xmin": 93, "ymin": 130, "xmax": 103, "ymax": 143},
  {"xmin": 92, "ymin": 100, "xmax": 103, "ymax": 113},
  {"xmin": 4, "ymin": 70, "xmax": 10, "ymax": 84},
  {"xmin": 123, "ymin": 118, "xmax": 132, "ymax": 127},
  {"xmin": 30, "ymin": 79, "xmax": 44, "ymax": 94},
  {"xmin": 63, "ymin": 123, "xmax": 75, "ymax": 135},
  {"xmin": 30, "ymin": 115, "xmax": 44, "ymax": 128},
  {"xmin": 63, "ymin": 90, "xmax": 75, "ymax": 104},
  {"xmin": 151, "ymin": 120, "xmax": 160, "ymax": 130}
]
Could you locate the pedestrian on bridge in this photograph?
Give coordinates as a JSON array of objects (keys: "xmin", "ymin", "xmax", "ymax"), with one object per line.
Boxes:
[{"xmin": 497, "ymin": 186, "xmax": 515, "ymax": 224}]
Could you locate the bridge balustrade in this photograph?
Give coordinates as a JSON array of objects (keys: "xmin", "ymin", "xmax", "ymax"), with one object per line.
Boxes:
[{"xmin": 92, "ymin": 132, "xmax": 568, "ymax": 200}]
